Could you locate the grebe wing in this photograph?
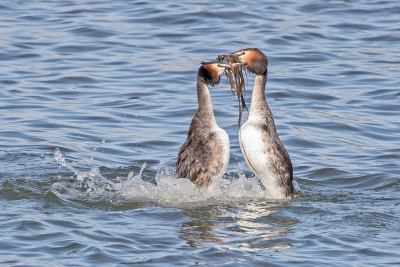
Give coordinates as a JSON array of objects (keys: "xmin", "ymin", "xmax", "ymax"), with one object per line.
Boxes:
[
  {"xmin": 261, "ymin": 123, "xmax": 296, "ymax": 197},
  {"xmin": 176, "ymin": 132, "xmax": 223, "ymax": 187}
]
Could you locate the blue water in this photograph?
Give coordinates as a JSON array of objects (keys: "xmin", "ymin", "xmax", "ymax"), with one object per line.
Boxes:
[{"xmin": 1, "ymin": 0, "xmax": 400, "ymax": 266}]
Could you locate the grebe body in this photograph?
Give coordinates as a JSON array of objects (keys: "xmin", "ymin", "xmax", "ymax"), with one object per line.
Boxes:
[
  {"xmin": 176, "ymin": 62, "xmax": 232, "ymax": 187},
  {"xmin": 222, "ymin": 48, "xmax": 297, "ymax": 198}
]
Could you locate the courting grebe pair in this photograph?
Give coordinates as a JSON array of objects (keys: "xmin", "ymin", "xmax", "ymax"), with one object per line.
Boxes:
[{"xmin": 176, "ymin": 48, "xmax": 297, "ymax": 199}]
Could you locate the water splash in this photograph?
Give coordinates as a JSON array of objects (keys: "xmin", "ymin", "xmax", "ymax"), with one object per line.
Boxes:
[
  {"xmin": 52, "ymin": 148, "xmax": 276, "ymax": 204},
  {"xmin": 87, "ymin": 139, "xmax": 106, "ymax": 160},
  {"xmin": 54, "ymin": 148, "xmax": 116, "ymax": 195}
]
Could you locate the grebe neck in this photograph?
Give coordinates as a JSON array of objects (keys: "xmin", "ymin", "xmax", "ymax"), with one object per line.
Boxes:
[
  {"xmin": 248, "ymin": 72, "xmax": 272, "ymax": 120},
  {"xmin": 196, "ymin": 78, "xmax": 216, "ymax": 126}
]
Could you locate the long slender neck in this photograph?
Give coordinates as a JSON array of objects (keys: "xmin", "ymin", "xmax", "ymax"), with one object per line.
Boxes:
[
  {"xmin": 248, "ymin": 72, "xmax": 272, "ymax": 120},
  {"xmin": 196, "ymin": 77, "xmax": 216, "ymax": 126}
]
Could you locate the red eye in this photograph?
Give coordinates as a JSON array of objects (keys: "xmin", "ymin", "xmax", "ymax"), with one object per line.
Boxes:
[
  {"xmin": 242, "ymin": 52, "xmax": 245, "ymax": 55},
  {"xmin": 217, "ymin": 64, "xmax": 221, "ymax": 67}
]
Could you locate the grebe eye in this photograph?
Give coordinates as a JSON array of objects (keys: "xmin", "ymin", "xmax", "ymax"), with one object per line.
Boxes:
[{"xmin": 217, "ymin": 64, "xmax": 221, "ymax": 67}]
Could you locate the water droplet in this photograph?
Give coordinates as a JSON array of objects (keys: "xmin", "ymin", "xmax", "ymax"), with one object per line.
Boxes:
[
  {"xmin": 40, "ymin": 151, "xmax": 44, "ymax": 158},
  {"xmin": 139, "ymin": 162, "xmax": 146, "ymax": 176}
]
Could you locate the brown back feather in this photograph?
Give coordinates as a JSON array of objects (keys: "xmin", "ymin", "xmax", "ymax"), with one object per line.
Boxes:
[
  {"xmin": 176, "ymin": 115, "xmax": 223, "ymax": 186},
  {"xmin": 261, "ymin": 120, "xmax": 297, "ymax": 198}
]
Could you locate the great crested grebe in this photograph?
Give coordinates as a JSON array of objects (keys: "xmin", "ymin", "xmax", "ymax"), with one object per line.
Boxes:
[
  {"xmin": 176, "ymin": 61, "xmax": 238, "ymax": 187},
  {"xmin": 220, "ymin": 48, "xmax": 297, "ymax": 199}
]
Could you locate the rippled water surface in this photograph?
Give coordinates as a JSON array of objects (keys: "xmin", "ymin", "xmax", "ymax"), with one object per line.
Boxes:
[{"xmin": 1, "ymin": 0, "xmax": 400, "ymax": 266}]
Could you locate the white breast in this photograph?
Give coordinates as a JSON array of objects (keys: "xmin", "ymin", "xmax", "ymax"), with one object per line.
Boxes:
[
  {"xmin": 239, "ymin": 121, "xmax": 285, "ymax": 199},
  {"xmin": 212, "ymin": 126, "xmax": 230, "ymax": 182}
]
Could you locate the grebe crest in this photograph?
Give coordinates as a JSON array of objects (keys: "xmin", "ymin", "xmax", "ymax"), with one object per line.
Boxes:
[{"xmin": 232, "ymin": 48, "xmax": 269, "ymax": 75}]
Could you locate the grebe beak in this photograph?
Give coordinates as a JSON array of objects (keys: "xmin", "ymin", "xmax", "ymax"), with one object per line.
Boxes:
[
  {"xmin": 229, "ymin": 63, "xmax": 243, "ymax": 67},
  {"xmin": 217, "ymin": 62, "xmax": 243, "ymax": 69},
  {"xmin": 216, "ymin": 63, "xmax": 231, "ymax": 68},
  {"xmin": 219, "ymin": 53, "xmax": 237, "ymax": 58}
]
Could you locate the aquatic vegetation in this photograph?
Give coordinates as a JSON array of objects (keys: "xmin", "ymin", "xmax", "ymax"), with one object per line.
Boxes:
[{"xmin": 217, "ymin": 54, "xmax": 248, "ymax": 126}]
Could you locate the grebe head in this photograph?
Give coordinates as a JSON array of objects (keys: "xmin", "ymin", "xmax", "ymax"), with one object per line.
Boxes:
[
  {"xmin": 198, "ymin": 61, "xmax": 236, "ymax": 86},
  {"xmin": 220, "ymin": 48, "xmax": 268, "ymax": 75}
]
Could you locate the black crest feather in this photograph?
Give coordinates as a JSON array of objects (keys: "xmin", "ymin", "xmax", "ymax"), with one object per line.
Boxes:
[{"xmin": 198, "ymin": 64, "xmax": 220, "ymax": 86}]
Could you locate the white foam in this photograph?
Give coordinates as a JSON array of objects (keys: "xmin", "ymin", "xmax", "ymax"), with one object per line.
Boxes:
[{"xmin": 52, "ymin": 148, "xmax": 275, "ymax": 205}]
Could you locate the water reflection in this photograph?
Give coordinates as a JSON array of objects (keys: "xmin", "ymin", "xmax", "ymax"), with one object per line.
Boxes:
[
  {"xmin": 179, "ymin": 206, "xmax": 226, "ymax": 247},
  {"xmin": 179, "ymin": 201, "xmax": 298, "ymax": 251}
]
